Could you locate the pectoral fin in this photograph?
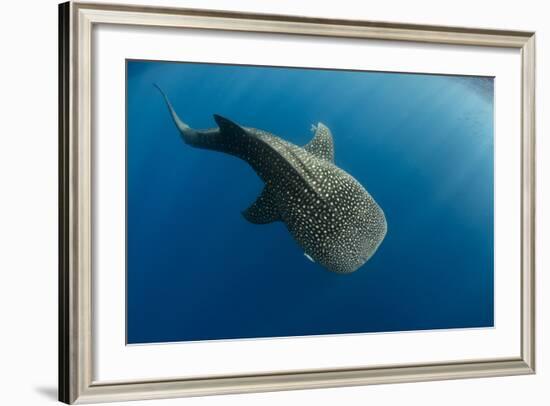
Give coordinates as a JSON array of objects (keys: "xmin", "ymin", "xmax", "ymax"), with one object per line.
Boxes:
[{"xmin": 242, "ymin": 186, "xmax": 280, "ymax": 224}]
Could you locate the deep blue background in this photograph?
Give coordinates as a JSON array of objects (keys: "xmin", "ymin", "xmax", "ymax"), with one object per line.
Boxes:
[{"xmin": 126, "ymin": 60, "xmax": 494, "ymax": 344}]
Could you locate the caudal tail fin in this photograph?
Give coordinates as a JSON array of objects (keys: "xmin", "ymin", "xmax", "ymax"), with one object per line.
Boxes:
[
  {"xmin": 154, "ymin": 84, "xmax": 247, "ymax": 155},
  {"xmin": 154, "ymin": 84, "xmax": 198, "ymax": 143}
]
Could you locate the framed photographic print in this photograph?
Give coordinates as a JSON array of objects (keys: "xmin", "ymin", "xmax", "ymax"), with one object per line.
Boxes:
[{"xmin": 59, "ymin": 1, "xmax": 536, "ymax": 404}]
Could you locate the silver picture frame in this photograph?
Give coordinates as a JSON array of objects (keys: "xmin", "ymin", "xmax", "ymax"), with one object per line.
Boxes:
[{"xmin": 59, "ymin": 1, "xmax": 536, "ymax": 403}]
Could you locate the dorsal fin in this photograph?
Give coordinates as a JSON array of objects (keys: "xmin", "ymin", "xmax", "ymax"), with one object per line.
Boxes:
[
  {"xmin": 213, "ymin": 114, "xmax": 246, "ymax": 136},
  {"xmin": 242, "ymin": 185, "xmax": 281, "ymax": 224},
  {"xmin": 304, "ymin": 122, "xmax": 334, "ymax": 162}
]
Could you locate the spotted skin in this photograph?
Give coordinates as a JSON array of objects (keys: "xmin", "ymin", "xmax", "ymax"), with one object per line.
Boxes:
[{"xmin": 157, "ymin": 86, "xmax": 387, "ymax": 273}]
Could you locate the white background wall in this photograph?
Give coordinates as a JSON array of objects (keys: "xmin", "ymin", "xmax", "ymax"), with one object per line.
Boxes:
[{"xmin": 0, "ymin": 0, "xmax": 547, "ymax": 405}]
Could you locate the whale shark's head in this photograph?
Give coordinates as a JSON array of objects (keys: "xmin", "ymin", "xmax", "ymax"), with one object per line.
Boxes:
[
  {"xmin": 318, "ymin": 205, "xmax": 387, "ymax": 274},
  {"xmin": 300, "ymin": 177, "xmax": 388, "ymax": 274}
]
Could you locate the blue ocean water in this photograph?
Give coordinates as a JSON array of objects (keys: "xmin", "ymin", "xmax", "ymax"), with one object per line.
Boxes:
[{"xmin": 126, "ymin": 60, "xmax": 494, "ymax": 344}]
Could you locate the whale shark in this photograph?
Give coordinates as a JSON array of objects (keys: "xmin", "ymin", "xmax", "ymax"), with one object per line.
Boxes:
[{"xmin": 156, "ymin": 85, "xmax": 387, "ymax": 273}]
